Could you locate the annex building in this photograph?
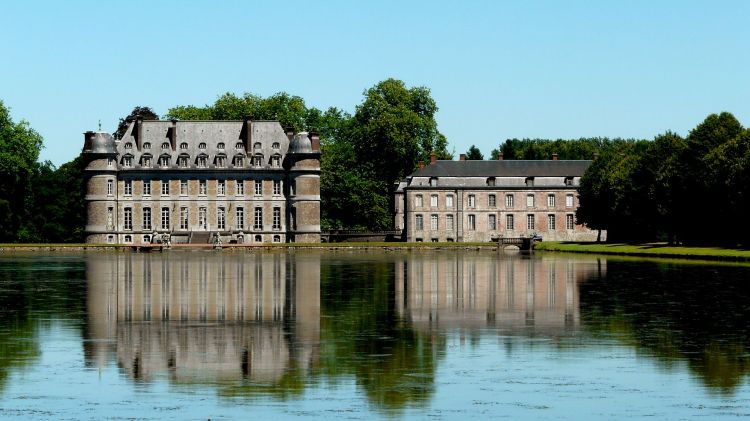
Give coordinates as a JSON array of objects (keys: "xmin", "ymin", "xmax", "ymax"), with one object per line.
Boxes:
[
  {"xmin": 82, "ymin": 117, "xmax": 321, "ymax": 245},
  {"xmin": 394, "ymin": 153, "xmax": 601, "ymax": 243}
]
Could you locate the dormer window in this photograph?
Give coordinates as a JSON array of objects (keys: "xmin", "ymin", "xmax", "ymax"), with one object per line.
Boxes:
[
  {"xmin": 122, "ymin": 155, "xmax": 133, "ymax": 168},
  {"xmin": 162, "ymin": 142, "xmax": 170, "ymax": 150},
  {"xmin": 216, "ymin": 155, "xmax": 227, "ymax": 168},
  {"xmin": 159, "ymin": 155, "xmax": 170, "ymax": 168},
  {"xmin": 198, "ymin": 142, "xmax": 206, "ymax": 150},
  {"xmin": 565, "ymin": 177, "xmax": 574, "ymax": 186},
  {"xmin": 487, "ymin": 177, "xmax": 496, "ymax": 187},
  {"xmin": 140, "ymin": 155, "xmax": 152, "ymax": 168},
  {"xmin": 234, "ymin": 155, "xmax": 244, "ymax": 167},
  {"xmin": 143, "ymin": 142, "xmax": 151, "ymax": 150},
  {"xmin": 217, "ymin": 142, "xmax": 225, "ymax": 149},
  {"xmin": 197, "ymin": 154, "xmax": 208, "ymax": 168},
  {"xmin": 429, "ymin": 177, "xmax": 438, "ymax": 187},
  {"xmin": 253, "ymin": 154, "xmax": 263, "ymax": 167},
  {"xmin": 180, "ymin": 142, "xmax": 188, "ymax": 150},
  {"xmin": 178, "ymin": 155, "xmax": 189, "ymax": 168},
  {"xmin": 525, "ymin": 177, "xmax": 534, "ymax": 187},
  {"xmin": 235, "ymin": 142, "xmax": 244, "ymax": 150},
  {"xmin": 272, "ymin": 142, "xmax": 280, "ymax": 150},
  {"xmin": 271, "ymin": 155, "xmax": 281, "ymax": 168},
  {"xmin": 253, "ymin": 142, "xmax": 262, "ymax": 151},
  {"xmin": 124, "ymin": 142, "xmax": 133, "ymax": 150}
]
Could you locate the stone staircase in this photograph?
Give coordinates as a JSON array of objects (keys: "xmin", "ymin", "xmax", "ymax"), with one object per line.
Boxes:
[{"xmin": 188, "ymin": 231, "xmax": 212, "ymax": 244}]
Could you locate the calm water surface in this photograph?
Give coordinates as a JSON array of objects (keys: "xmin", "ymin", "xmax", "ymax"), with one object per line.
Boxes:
[{"xmin": 0, "ymin": 250, "xmax": 749, "ymax": 419}]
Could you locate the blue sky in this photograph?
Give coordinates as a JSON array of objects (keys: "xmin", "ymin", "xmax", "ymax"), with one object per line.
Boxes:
[{"xmin": 2, "ymin": 0, "xmax": 748, "ymax": 166}]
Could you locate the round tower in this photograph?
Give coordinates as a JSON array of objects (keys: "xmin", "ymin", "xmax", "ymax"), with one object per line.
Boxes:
[
  {"xmin": 285, "ymin": 132, "xmax": 321, "ymax": 243},
  {"xmin": 82, "ymin": 130, "xmax": 118, "ymax": 244}
]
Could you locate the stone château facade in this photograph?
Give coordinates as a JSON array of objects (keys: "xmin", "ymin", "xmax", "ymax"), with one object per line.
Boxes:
[
  {"xmin": 82, "ymin": 117, "xmax": 321, "ymax": 244},
  {"xmin": 394, "ymin": 154, "xmax": 602, "ymax": 242}
]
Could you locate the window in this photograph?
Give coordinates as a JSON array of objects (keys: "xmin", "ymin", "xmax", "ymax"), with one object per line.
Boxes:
[
  {"xmin": 430, "ymin": 194, "xmax": 438, "ymax": 207},
  {"xmin": 254, "ymin": 142, "xmax": 262, "ymax": 151},
  {"xmin": 123, "ymin": 156, "xmax": 132, "ymax": 167},
  {"xmin": 199, "ymin": 180, "xmax": 207, "ymax": 195},
  {"xmin": 236, "ymin": 207, "xmax": 244, "ymax": 230},
  {"xmin": 253, "ymin": 155, "xmax": 263, "ymax": 167},
  {"xmin": 272, "ymin": 142, "xmax": 280, "ymax": 150},
  {"xmin": 468, "ymin": 194, "xmax": 476, "ymax": 208},
  {"xmin": 507, "ymin": 214, "xmax": 515, "ymax": 230},
  {"xmin": 548, "ymin": 214, "xmax": 556, "ymax": 230},
  {"xmin": 141, "ymin": 155, "xmax": 152, "ymax": 168},
  {"xmin": 468, "ymin": 214, "xmax": 476, "ymax": 230},
  {"xmin": 217, "ymin": 207, "xmax": 226, "ymax": 230},
  {"xmin": 178, "ymin": 156, "xmax": 188, "ymax": 168},
  {"xmin": 108, "ymin": 158, "xmax": 114, "ymax": 167},
  {"xmin": 271, "ymin": 155, "xmax": 281, "ymax": 167},
  {"xmin": 487, "ymin": 177, "xmax": 496, "ymax": 187},
  {"xmin": 180, "ymin": 180, "xmax": 188, "ymax": 196},
  {"xmin": 526, "ymin": 194, "xmax": 534, "ymax": 207},
  {"xmin": 124, "ymin": 180, "xmax": 132, "ymax": 196},
  {"xmin": 143, "ymin": 142, "xmax": 151, "ymax": 150},
  {"xmin": 180, "ymin": 142, "xmax": 188, "ymax": 150},
  {"xmin": 236, "ymin": 180, "xmax": 244, "ymax": 195},
  {"xmin": 107, "ymin": 207, "xmax": 113, "ymax": 230},
  {"xmin": 124, "ymin": 208, "xmax": 133, "ymax": 230},
  {"xmin": 273, "ymin": 207, "xmax": 281, "ymax": 230},
  {"xmin": 199, "ymin": 207, "xmax": 207, "ymax": 230},
  {"xmin": 236, "ymin": 142, "xmax": 244, "ymax": 150},
  {"xmin": 199, "ymin": 142, "xmax": 206, "ymax": 150},
  {"xmin": 161, "ymin": 180, "xmax": 169, "ymax": 196},
  {"xmin": 525, "ymin": 177, "xmax": 534, "ymax": 187},
  {"xmin": 446, "ymin": 195, "xmax": 454, "ymax": 208},
  {"xmin": 180, "ymin": 207, "xmax": 189, "ymax": 230},
  {"xmin": 527, "ymin": 214, "xmax": 535, "ymax": 230},
  {"xmin": 143, "ymin": 180, "xmax": 151, "ymax": 196},
  {"xmin": 548, "ymin": 194, "xmax": 556, "ymax": 207},
  {"xmin": 273, "ymin": 180, "xmax": 281, "ymax": 196},
  {"xmin": 234, "ymin": 155, "xmax": 244, "ymax": 167},
  {"xmin": 161, "ymin": 207, "xmax": 170, "ymax": 230},
  {"xmin": 506, "ymin": 194, "xmax": 514, "ymax": 208},
  {"xmin": 217, "ymin": 142, "xmax": 225, "ymax": 150},
  {"xmin": 446, "ymin": 214, "xmax": 454, "ymax": 231},
  {"xmin": 566, "ymin": 194, "xmax": 574, "ymax": 207},
  {"xmin": 415, "ymin": 194, "xmax": 423, "ymax": 207},
  {"xmin": 254, "ymin": 208, "xmax": 263, "ymax": 230},
  {"xmin": 565, "ymin": 177, "xmax": 574, "ymax": 186},
  {"xmin": 254, "ymin": 180, "xmax": 262, "ymax": 196},
  {"xmin": 566, "ymin": 214, "xmax": 575, "ymax": 230},
  {"xmin": 489, "ymin": 194, "xmax": 496, "ymax": 207},
  {"xmin": 430, "ymin": 177, "xmax": 438, "ymax": 187},
  {"xmin": 273, "ymin": 235, "xmax": 281, "ymax": 243},
  {"xmin": 124, "ymin": 142, "xmax": 133, "ymax": 150},
  {"xmin": 489, "ymin": 214, "xmax": 497, "ymax": 230},
  {"xmin": 124, "ymin": 235, "xmax": 132, "ymax": 243},
  {"xmin": 107, "ymin": 179, "xmax": 113, "ymax": 196},
  {"xmin": 142, "ymin": 208, "xmax": 151, "ymax": 230},
  {"xmin": 217, "ymin": 180, "xmax": 225, "ymax": 196},
  {"xmin": 162, "ymin": 142, "xmax": 170, "ymax": 149},
  {"xmin": 430, "ymin": 214, "xmax": 438, "ymax": 230},
  {"xmin": 159, "ymin": 156, "xmax": 170, "ymax": 168},
  {"xmin": 216, "ymin": 155, "xmax": 226, "ymax": 167},
  {"xmin": 197, "ymin": 155, "xmax": 208, "ymax": 168},
  {"xmin": 415, "ymin": 214, "xmax": 424, "ymax": 230}
]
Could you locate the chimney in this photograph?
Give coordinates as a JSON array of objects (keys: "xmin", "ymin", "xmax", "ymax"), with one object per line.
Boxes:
[
  {"xmin": 135, "ymin": 115, "xmax": 144, "ymax": 149},
  {"xmin": 498, "ymin": 152, "xmax": 504, "ymax": 160},
  {"xmin": 310, "ymin": 132, "xmax": 320, "ymax": 152},
  {"xmin": 459, "ymin": 154, "xmax": 466, "ymax": 161},
  {"xmin": 170, "ymin": 118, "xmax": 178, "ymax": 151},
  {"xmin": 244, "ymin": 115, "xmax": 252, "ymax": 149},
  {"xmin": 418, "ymin": 161, "xmax": 425, "ymax": 169},
  {"xmin": 430, "ymin": 152, "xmax": 437, "ymax": 164},
  {"xmin": 552, "ymin": 153, "xmax": 558, "ymax": 160},
  {"xmin": 284, "ymin": 127, "xmax": 295, "ymax": 142}
]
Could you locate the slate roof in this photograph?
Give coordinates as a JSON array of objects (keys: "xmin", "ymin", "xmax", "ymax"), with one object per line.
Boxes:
[{"xmin": 409, "ymin": 160, "xmax": 592, "ymax": 178}]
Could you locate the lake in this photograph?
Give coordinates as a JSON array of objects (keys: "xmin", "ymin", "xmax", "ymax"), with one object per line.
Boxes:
[{"xmin": 0, "ymin": 250, "xmax": 749, "ymax": 419}]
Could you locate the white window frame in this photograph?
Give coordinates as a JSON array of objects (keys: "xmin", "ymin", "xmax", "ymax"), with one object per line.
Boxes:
[
  {"xmin": 161, "ymin": 207, "xmax": 170, "ymax": 230},
  {"xmin": 254, "ymin": 180, "xmax": 262, "ymax": 196},
  {"xmin": 254, "ymin": 207, "xmax": 263, "ymax": 230},
  {"xmin": 161, "ymin": 180, "xmax": 169, "ymax": 196},
  {"xmin": 180, "ymin": 207, "xmax": 189, "ymax": 230},
  {"xmin": 548, "ymin": 194, "xmax": 556, "ymax": 208},
  {"xmin": 415, "ymin": 214, "xmax": 424, "ymax": 231},
  {"xmin": 142, "ymin": 208, "xmax": 151, "ymax": 230},
  {"xmin": 237, "ymin": 207, "xmax": 244, "ymax": 230},
  {"xmin": 430, "ymin": 214, "xmax": 438, "ymax": 231},
  {"xmin": 527, "ymin": 214, "xmax": 535, "ymax": 230},
  {"xmin": 446, "ymin": 214, "xmax": 454, "ymax": 231},
  {"xmin": 566, "ymin": 214, "xmax": 575, "ymax": 230},
  {"xmin": 566, "ymin": 194, "xmax": 574, "ymax": 207},
  {"xmin": 468, "ymin": 194, "xmax": 476, "ymax": 208},
  {"xmin": 124, "ymin": 180, "xmax": 132, "ymax": 196},
  {"xmin": 273, "ymin": 207, "xmax": 281, "ymax": 230},
  {"xmin": 236, "ymin": 180, "xmax": 244, "ymax": 196},
  {"xmin": 124, "ymin": 207, "xmax": 132, "ymax": 231},
  {"xmin": 489, "ymin": 194, "xmax": 496, "ymax": 208},
  {"xmin": 468, "ymin": 214, "xmax": 476, "ymax": 230},
  {"xmin": 415, "ymin": 194, "xmax": 423, "ymax": 208},
  {"xmin": 526, "ymin": 194, "xmax": 534, "ymax": 208},
  {"xmin": 506, "ymin": 194, "xmax": 514, "ymax": 208},
  {"xmin": 143, "ymin": 180, "xmax": 151, "ymax": 196},
  {"xmin": 489, "ymin": 214, "xmax": 496, "ymax": 230},
  {"xmin": 507, "ymin": 214, "xmax": 515, "ymax": 231},
  {"xmin": 217, "ymin": 207, "xmax": 226, "ymax": 230},
  {"xmin": 548, "ymin": 214, "xmax": 556, "ymax": 230},
  {"xmin": 446, "ymin": 195, "xmax": 454, "ymax": 208},
  {"xmin": 273, "ymin": 180, "xmax": 281, "ymax": 196},
  {"xmin": 430, "ymin": 194, "xmax": 438, "ymax": 207},
  {"xmin": 107, "ymin": 179, "xmax": 113, "ymax": 196},
  {"xmin": 199, "ymin": 180, "xmax": 207, "ymax": 196},
  {"xmin": 180, "ymin": 180, "xmax": 188, "ymax": 196},
  {"xmin": 217, "ymin": 180, "xmax": 226, "ymax": 196}
]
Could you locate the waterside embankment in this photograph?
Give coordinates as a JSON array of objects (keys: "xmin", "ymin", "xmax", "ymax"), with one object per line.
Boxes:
[{"xmin": 536, "ymin": 241, "xmax": 750, "ymax": 262}]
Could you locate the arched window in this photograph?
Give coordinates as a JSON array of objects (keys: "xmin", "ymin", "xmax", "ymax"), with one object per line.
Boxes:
[
  {"xmin": 198, "ymin": 142, "xmax": 207, "ymax": 150},
  {"xmin": 217, "ymin": 142, "xmax": 225, "ymax": 149},
  {"xmin": 272, "ymin": 142, "xmax": 280, "ymax": 150},
  {"xmin": 143, "ymin": 142, "xmax": 151, "ymax": 150},
  {"xmin": 180, "ymin": 142, "xmax": 188, "ymax": 149},
  {"xmin": 253, "ymin": 142, "xmax": 262, "ymax": 150},
  {"xmin": 124, "ymin": 142, "xmax": 133, "ymax": 149},
  {"xmin": 235, "ymin": 142, "xmax": 244, "ymax": 150},
  {"xmin": 161, "ymin": 142, "xmax": 170, "ymax": 149}
]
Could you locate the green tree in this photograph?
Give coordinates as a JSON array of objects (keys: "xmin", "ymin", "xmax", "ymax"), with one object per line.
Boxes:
[
  {"xmin": 0, "ymin": 101, "xmax": 44, "ymax": 241},
  {"xmin": 465, "ymin": 145, "xmax": 483, "ymax": 160},
  {"xmin": 115, "ymin": 106, "xmax": 158, "ymax": 139}
]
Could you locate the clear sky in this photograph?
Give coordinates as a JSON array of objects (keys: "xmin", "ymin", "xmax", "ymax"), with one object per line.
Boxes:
[{"xmin": 2, "ymin": 0, "xmax": 748, "ymax": 166}]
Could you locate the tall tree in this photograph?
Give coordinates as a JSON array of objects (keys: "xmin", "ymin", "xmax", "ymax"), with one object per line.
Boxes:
[
  {"xmin": 465, "ymin": 145, "xmax": 483, "ymax": 160},
  {"xmin": 0, "ymin": 100, "xmax": 44, "ymax": 241},
  {"xmin": 114, "ymin": 106, "xmax": 158, "ymax": 139}
]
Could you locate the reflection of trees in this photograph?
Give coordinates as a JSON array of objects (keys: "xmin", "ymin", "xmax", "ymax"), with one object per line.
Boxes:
[
  {"xmin": 319, "ymin": 255, "xmax": 441, "ymax": 413},
  {"xmin": 579, "ymin": 260, "xmax": 750, "ymax": 394},
  {"xmin": 0, "ymin": 256, "xmax": 87, "ymax": 391}
]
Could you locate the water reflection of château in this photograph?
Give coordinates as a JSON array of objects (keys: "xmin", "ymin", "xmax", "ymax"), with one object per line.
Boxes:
[
  {"xmin": 85, "ymin": 252, "xmax": 320, "ymax": 383},
  {"xmin": 395, "ymin": 253, "xmax": 605, "ymax": 334}
]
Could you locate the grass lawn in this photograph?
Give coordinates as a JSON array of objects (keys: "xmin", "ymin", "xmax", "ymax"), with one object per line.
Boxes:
[{"xmin": 536, "ymin": 241, "xmax": 750, "ymax": 261}]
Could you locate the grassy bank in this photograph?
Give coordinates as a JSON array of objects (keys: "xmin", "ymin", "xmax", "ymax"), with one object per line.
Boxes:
[{"xmin": 536, "ymin": 241, "xmax": 750, "ymax": 261}]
